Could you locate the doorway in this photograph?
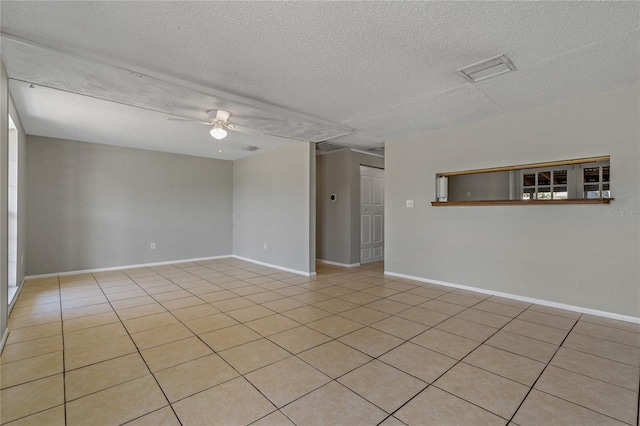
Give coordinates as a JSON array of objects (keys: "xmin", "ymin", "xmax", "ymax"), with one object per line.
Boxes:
[{"xmin": 360, "ymin": 165, "xmax": 384, "ymax": 264}]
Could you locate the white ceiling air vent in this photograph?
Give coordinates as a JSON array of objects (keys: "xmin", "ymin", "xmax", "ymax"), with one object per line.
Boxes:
[{"xmin": 457, "ymin": 54, "xmax": 516, "ymax": 83}]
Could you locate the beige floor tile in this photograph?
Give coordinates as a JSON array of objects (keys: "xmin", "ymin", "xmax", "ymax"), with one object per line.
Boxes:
[
  {"xmin": 66, "ymin": 375, "xmax": 167, "ymax": 426},
  {"xmin": 276, "ymin": 286, "xmax": 310, "ymax": 297},
  {"xmin": 1, "ymin": 351, "xmax": 63, "ymax": 389},
  {"xmin": 1, "ymin": 335, "xmax": 62, "ymax": 363},
  {"xmin": 513, "ymin": 389, "xmax": 627, "ymax": 426},
  {"xmin": 170, "ymin": 304, "xmax": 219, "ymax": 322},
  {"xmin": 110, "ymin": 295, "xmax": 157, "ymax": 310},
  {"xmin": 227, "ymin": 305, "xmax": 275, "ymax": 322},
  {"xmin": 101, "ymin": 283, "xmax": 141, "ymax": 295},
  {"xmin": 183, "ymin": 312, "xmax": 239, "ymax": 334},
  {"xmin": 291, "ymin": 290, "xmax": 334, "ymax": 304},
  {"xmin": 282, "ymin": 305, "xmax": 332, "ymax": 323},
  {"xmin": 65, "ymin": 353, "xmax": 149, "ymax": 401},
  {"xmin": 61, "ymin": 295, "xmax": 109, "ymax": 310},
  {"xmin": 386, "ymin": 292, "xmax": 430, "ymax": 306},
  {"xmin": 419, "ymin": 300, "xmax": 467, "ymax": 315},
  {"xmin": 365, "ymin": 299, "xmax": 412, "ymax": 315},
  {"xmin": 473, "ymin": 300, "xmax": 526, "ymax": 317},
  {"xmin": 219, "ymin": 338, "xmax": 290, "ymax": 374},
  {"xmin": 502, "ymin": 319, "xmax": 568, "ymax": 345},
  {"xmin": 379, "ymin": 342, "xmax": 457, "ymax": 383},
  {"xmin": 580, "ymin": 314, "xmax": 640, "ymax": 334},
  {"xmin": 436, "ymin": 293, "xmax": 482, "ymax": 308},
  {"xmin": 154, "ymin": 354, "xmax": 238, "ymax": 402},
  {"xmin": 563, "ymin": 332, "xmax": 640, "ymax": 366},
  {"xmin": 551, "ymin": 347, "xmax": 639, "ymax": 390},
  {"xmin": 173, "ymin": 377, "xmax": 275, "ymax": 425},
  {"xmin": 200, "ymin": 324, "xmax": 262, "ymax": 351},
  {"xmin": 299, "ymin": 341, "xmax": 372, "ymax": 378},
  {"xmin": 282, "ymin": 381, "xmax": 387, "ymax": 426},
  {"xmin": 528, "ymin": 304, "xmax": 582, "ymax": 319},
  {"xmin": 535, "ymin": 365, "xmax": 637, "ymax": 424},
  {"xmin": 407, "ymin": 286, "xmax": 448, "ymax": 299},
  {"xmin": 312, "ymin": 298, "xmax": 357, "ymax": 314},
  {"xmin": 339, "ymin": 306, "xmax": 390, "ymax": 325},
  {"xmin": 246, "ymin": 356, "xmax": 331, "ymax": 407},
  {"xmin": 123, "ymin": 312, "xmax": 179, "ymax": 334},
  {"xmin": 378, "ymin": 415, "xmax": 405, "ymax": 426},
  {"xmin": 371, "ymin": 316, "xmax": 428, "ymax": 340},
  {"xmin": 573, "ymin": 321, "xmax": 640, "ymax": 348},
  {"xmin": 339, "ymin": 291, "xmax": 381, "ymax": 305},
  {"xmin": 62, "ymin": 311, "xmax": 120, "ymax": 333},
  {"xmin": 396, "ymin": 306, "xmax": 450, "ymax": 326},
  {"xmin": 245, "ymin": 314, "xmax": 300, "ymax": 336},
  {"xmin": 124, "ymin": 406, "xmax": 181, "ymax": 426},
  {"xmin": 485, "ymin": 330, "xmax": 558, "ymax": 363},
  {"xmin": 463, "ymin": 345, "xmax": 546, "ymax": 386},
  {"xmin": 436, "ymin": 317, "xmax": 498, "ymax": 343},
  {"xmin": 435, "ymin": 363, "xmax": 529, "ymax": 419},
  {"xmin": 6, "ymin": 322, "xmax": 61, "ymax": 345},
  {"xmin": 64, "ymin": 322, "xmax": 129, "ymax": 348},
  {"xmin": 411, "ymin": 328, "xmax": 480, "ymax": 359},
  {"xmin": 61, "ymin": 302, "xmax": 113, "ymax": 320},
  {"xmin": 244, "ymin": 291, "xmax": 286, "ymax": 304},
  {"xmin": 363, "ymin": 287, "xmax": 401, "ymax": 298},
  {"xmin": 0, "ymin": 374, "xmax": 64, "ymax": 424},
  {"xmin": 485, "ymin": 295, "xmax": 532, "ymax": 309},
  {"xmin": 261, "ymin": 297, "xmax": 306, "ymax": 312},
  {"xmin": 211, "ymin": 296, "xmax": 256, "ymax": 312},
  {"xmin": 338, "ymin": 360, "xmax": 426, "ymax": 413},
  {"xmin": 115, "ymin": 303, "xmax": 167, "ymax": 321},
  {"xmin": 151, "ymin": 289, "xmax": 192, "ymax": 301},
  {"xmin": 516, "ymin": 309, "xmax": 577, "ymax": 330},
  {"xmin": 199, "ymin": 290, "xmax": 238, "ymax": 303},
  {"xmin": 131, "ymin": 322, "xmax": 194, "ymax": 350},
  {"xmin": 307, "ymin": 315, "xmax": 363, "ymax": 338},
  {"xmin": 268, "ymin": 325, "xmax": 332, "ymax": 354},
  {"xmin": 141, "ymin": 337, "xmax": 212, "ymax": 372},
  {"xmin": 8, "ymin": 311, "xmax": 61, "ymax": 330},
  {"xmin": 64, "ymin": 334, "xmax": 137, "ymax": 370},
  {"xmin": 3, "ymin": 405, "xmax": 65, "ymax": 426},
  {"xmin": 455, "ymin": 308, "xmax": 512, "ymax": 328},
  {"xmin": 10, "ymin": 302, "xmax": 60, "ymax": 319},
  {"xmin": 251, "ymin": 410, "xmax": 295, "ymax": 426},
  {"xmin": 160, "ymin": 296, "xmax": 205, "ymax": 311},
  {"xmin": 339, "ymin": 327, "xmax": 403, "ymax": 357},
  {"xmin": 395, "ymin": 385, "xmax": 506, "ymax": 426}
]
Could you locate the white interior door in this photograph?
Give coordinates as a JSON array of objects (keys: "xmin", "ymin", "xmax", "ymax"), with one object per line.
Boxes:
[{"xmin": 360, "ymin": 166, "xmax": 384, "ymax": 264}]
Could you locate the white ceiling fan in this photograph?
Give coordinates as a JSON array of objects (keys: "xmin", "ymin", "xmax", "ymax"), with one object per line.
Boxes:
[{"xmin": 168, "ymin": 109, "xmax": 236, "ymax": 140}]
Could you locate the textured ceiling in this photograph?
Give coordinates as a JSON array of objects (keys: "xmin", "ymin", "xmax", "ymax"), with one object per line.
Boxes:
[{"xmin": 1, "ymin": 1, "xmax": 638, "ymax": 160}]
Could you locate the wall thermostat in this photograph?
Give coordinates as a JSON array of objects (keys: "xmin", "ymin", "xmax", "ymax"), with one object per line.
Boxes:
[{"xmin": 330, "ymin": 193, "xmax": 338, "ymax": 202}]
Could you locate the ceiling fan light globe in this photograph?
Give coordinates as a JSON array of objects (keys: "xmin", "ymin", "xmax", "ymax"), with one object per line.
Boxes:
[{"xmin": 210, "ymin": 126, "xmax": 227, "ymax": 140}]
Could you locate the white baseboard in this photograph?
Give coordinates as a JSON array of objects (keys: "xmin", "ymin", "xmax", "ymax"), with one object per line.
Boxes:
[
  {"xmin": 232, "ymin": 255, "xmax": 316, "ymax": 277},
  {"xmin": 384, "ymin": 270, "xmax": 640, "ymax": 325},
  {"xmin": 317, "ymin": 259, "xmax": 361, "ymax": 268},
  {"xmin": 24, "ymin": 255, "xmax": 233, "ymax": 280},
  {"xmin": 0, "ymin": 328, "xmax": 9, "ymax": 355},
  {"xmin": 8, "ymin": 277, "xmax": 26, "ymax": 315}
]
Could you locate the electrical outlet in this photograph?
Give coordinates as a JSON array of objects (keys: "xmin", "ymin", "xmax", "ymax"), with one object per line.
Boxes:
[
  {"xmin": 20, "ymin": 254, "xmax": 24, "ymax": 265},
  {"xmin": 150, "ymin": 242, "xmax": 156, "ymax": 250},
  {"xmin": 406, "ymin": 200, "xmax": 414, "ymax": 208},
  {"xmin": 263, "ymin": 243, "xmax": 267, "ymax": 250}
]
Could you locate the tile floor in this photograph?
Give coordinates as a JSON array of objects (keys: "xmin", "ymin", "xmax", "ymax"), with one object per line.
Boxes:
[{"xmin": 1, "ymin": 258, "xmax": 639, "ymax": 425}]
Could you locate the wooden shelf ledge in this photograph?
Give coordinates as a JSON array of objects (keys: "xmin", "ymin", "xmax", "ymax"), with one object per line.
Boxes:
[{"xmin": 431, "ymin": 198, "xmax": 614, "ymax": 206}]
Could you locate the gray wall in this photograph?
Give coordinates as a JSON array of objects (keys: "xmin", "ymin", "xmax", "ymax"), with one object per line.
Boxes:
[
  {"xmin": 9, "ymin": 95, "xmax": 28, "ymax": 289},
  {"xmin": 386, "ymin": 86, "xmax": 640, "ymax": 317},
  {"xmin": 316, "ymin": 149, "xmax": 384, "ymax": 265},
  {"xmin": 1, "ymin": 58, "xmax": 9, "ymax": 340},
  {"xmin": 27, "ymin": 136, "xmax": 233, "ymax": 274},
  {"xmin": 233, "ymin": 142, "xmax": 315, "ymax": 274},
  {"xmin": 448, "ymin": 171, "xmax": 511, "ymax": 202},
  {"xmin": 316, "ymin": 150, "xmax": 351, "ymax": 264}
]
